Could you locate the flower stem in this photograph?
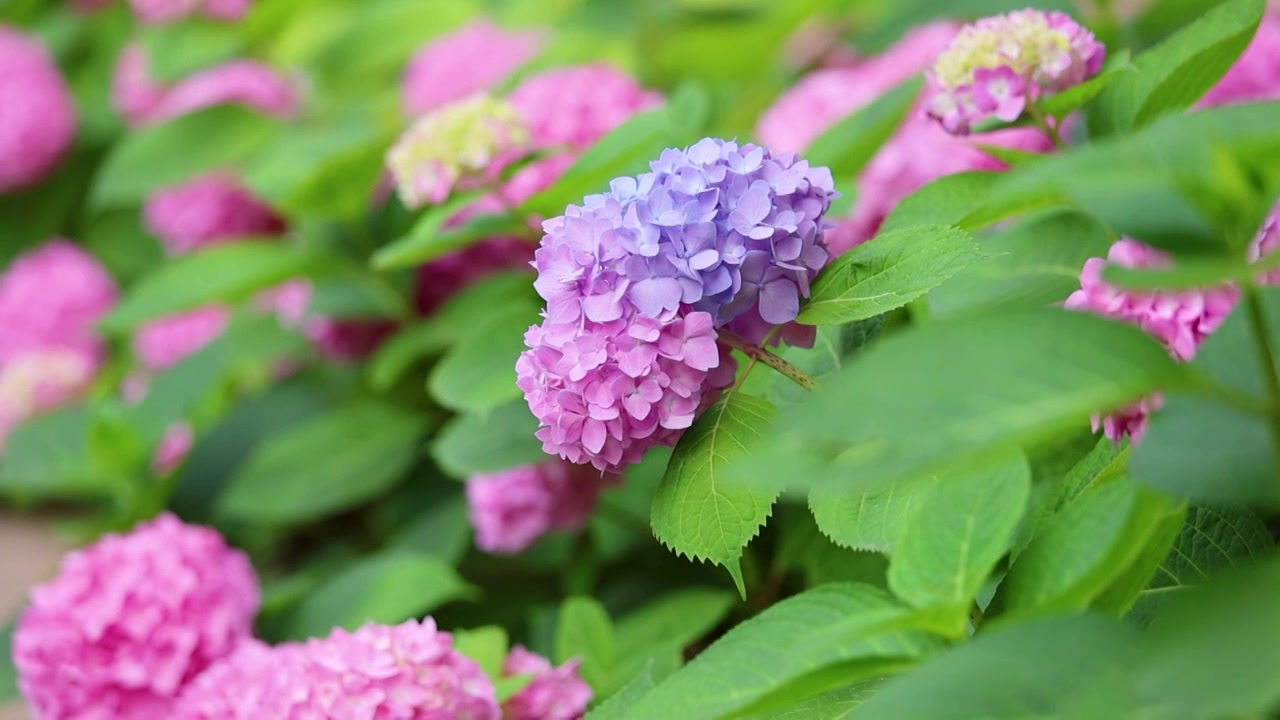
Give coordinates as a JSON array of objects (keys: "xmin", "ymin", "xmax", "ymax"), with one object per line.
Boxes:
[
  {"xmin": 1027, "ymin": 102, "xmax": 1068, "ymax": 151},
  {"xmin": 718, "ymin": 330, "xmax": 819, "ymax": 391},
  {"xmin": 1243, "ymin": 288, "xmax": 1280, "ymax": 484}
]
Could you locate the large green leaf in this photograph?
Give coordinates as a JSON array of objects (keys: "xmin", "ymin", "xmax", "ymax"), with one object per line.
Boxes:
[
  {"xmin": 608, "ymin": 588, "xmax": 735, "ymax": 696},
  {"xmin": 769, "ymin": 317, "xmax": 884, "ymax": 407},
  {"xmin": 138, "ymin": 18, "xmax": 243, "ymax": 83},
  {"xmin": 1089, "ymin": 503, "xmax": 1188, "ymax": 617},
  {"xmin": 217, "ymin": 400, "xmax": 430, "ymax": 525},
  {"xmin": 370, "ymin": 192, "xmax": 520, "ymax": 270},
  {"xmin": 798, "ymin": 225, "xmax": 981, "ymax": 326},
  {"xmin": 431, "ymin": 400, "xmax": 548, "ymax": 479},
  {"xmin": 0, "ymin": 407, "xmax": 101, "ymax": 503},
  {"xmin": 622, "ymin": 584, "xmax": 939, "ymax": 720},
  {"xmin": 887, "ymin": 453, "xmax": 1030, "ymax": 635},
  {"xmin": 805, "ymin": 77, "xmax": 922, "ymax": 179},
  {"xmin": 651, "ymin": 393, "xmax": 780, "ymax": 597},
  {"xmin": 878, "ymin": 172, "xmax": 1002, "ymax": 234},
  {"xmin": 427, "ymin": 302, "xmax": 541, "ymax": 414},
  {"xmin": 1011, "ymin": 438, "xmax": 1127, "ymax": 560},
  {"xmin": 555, "ymin": 596, "xmax": 617, "ymax": 693},
  {"xmin": 775, "ymin": 509, "xmax": 890, "ymax": 589},
  {"xmin": 99, "ymin": 242, "xmax": 324, "ymax": 333},
  {"xmin": 808, "ymin": 476, "xmax": 938, "ymax": 554},
  {"xmin": 739, "ymin": 308, "xmax": 1189, "ymax": 497},
  {"xmin": 587, "ymin": 661, "xmax": 658, "ymax": 720},
  {"xmin": 284, "ymin": 551, "xmax": 475, "ymax": 640}
]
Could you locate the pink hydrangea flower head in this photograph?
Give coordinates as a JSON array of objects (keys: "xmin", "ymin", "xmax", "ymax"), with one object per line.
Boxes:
[
  {"xmin": 112, "ymin": 44, "xmax": 169, "ymax": 126},
  {"xmin": 279, "ymin": 619, "xmax": 500, "ymax": 719},
  {"xmin": 115, "ymin": 46, "xmax": 299, "ymax": 127},
  {"xmin": 0, "ymin": 25, "xmax": 77, "ymax": 194},
  {"xmin": 0, "ymin": 240, "xmax": 117, "ymax": 363},
  {"xmin": 133, "ymin": 305, "xmax": 232, "ymax": 372},
  {"xmin": 127, "ymin": 0, "xmax": 252, "ymax": 24},
  {"xmin": 145, "ymin": 173, "xmax": 286, "ymax": 255},
  {"xmin": 387, "ymin": 93, "xmax": 530, "ymax": 209},
  {"xmin": 403, "ymin": 19, "xmax": 543, "ymax": 116},
  {"xmin": 508, "ymin": 64, "xmax": 661, "ymax": 151},
  {"xmin": 1199, "ymin": 8, "xmax": 1280, "ymax": 107},
  {"xmin": 0, "ymin": 348, "xmax": 98, "ymax": 452},
  {"xmin": 501, "ymin": 646, "xmax": 592, "ymax": 720},
  {"xmin": 1249, "ymin": 204, "xmax": 1280, "ymax": 286},
  {"xmin": 466, "ymin": 460, "xmax": 616, "ymax": 554},
  {"xmin": 757, "ymin": 21, "xmax": 959, "ymax": 154},
  {"xmin": 153, "ymin": 421, "xmax": 195, "ymax": 475},
  {"xmin": 927, "ymin": 10, "xmax": 1105, "ymax": 134},
  {"xmin": 13, "ymin": 512, "xmax": 260, "ymax": 719},
  {"xmin": 172, "ymin": 640, "xmax": 305, "ymax": 720}
]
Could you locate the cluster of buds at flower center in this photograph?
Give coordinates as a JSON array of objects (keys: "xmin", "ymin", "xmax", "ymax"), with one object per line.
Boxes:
[
  {"xmin": 386, "ymin": 92, "xmax": 530, "ymax": 209},
  {"xmin": 926, "ymin": 9, "xmax": 1105, "ymax": 134}
]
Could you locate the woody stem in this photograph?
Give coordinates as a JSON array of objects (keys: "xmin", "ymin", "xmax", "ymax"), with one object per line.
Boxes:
[{"xmin": 718, "ymin": 330, "xmax": 819, "ymax": 391}]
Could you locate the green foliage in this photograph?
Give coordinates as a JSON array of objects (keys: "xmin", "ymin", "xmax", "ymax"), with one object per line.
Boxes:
[
  {"xmin": 555, "ymin": 596, "xmax": 617, "ymax": 692},
  {"xmin": 805, "ymin": 77, "xmax": 922, "ymax": 180},
  {"xmin": 0, "ymin": 618, "xmax": 15, "ymax": 703},
  {"xmin": 432, "ymin": 400, "xmax": 547, "ymax": 478},
  {"xmin": 427, "ymin": 301, "xmax": 541, "ymax": 413}
]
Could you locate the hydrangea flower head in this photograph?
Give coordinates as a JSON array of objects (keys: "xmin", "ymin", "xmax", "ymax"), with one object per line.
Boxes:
[
  {"xmin": 509, "ymin": 64, "xmax": 662, "ymax": 151},
  {"xmin": 403, "ymin": 19, "xmax": 543, "ymax": 116},
  {"xmin": 1199, "ymin": 8, "xmax": 1280, "ymax": 106},
  {"xmin": 0, "ymin": 25, "xmax": 77, "ymax": 194},
  {"xmin": 145, "ymin": 173, "xmax": 286, "ymax": 255},
  {"xmin": 133, "ymin": 305, "xmax": 232, "ymax": 372},
  {"xmin": 387, "ymin": 92, "xmax": 530, "ymax": 209},
  {"xmin": 13, "ymin": 513, "xmax": 260, "ymax": 719},
  {"xmin": 466, "ymin": 460, "xmax": 615, "ymax": 553},
  {"xmin": 927, "ymin": 10, "xmax": 1105, "ymax": 133},
  {"xmin": 0, "ymin": 348, "xmax": 98, "ymax": 451},
  {"xmin": 127, "ymin": 0, "xmax": 251, "ymax": 24},
  {"xmin": 259, "ymin": 280, "xmax": 395, "ymax": 361},
  {"xmin": 114, "ymin": 46, "xmax": 299, "ymax": 127},
  {"xmin": 0, "ymin": 240, "xmax": 117, "ymax": 363},
  {"xmin": 173, "ymin": 640, "xmax": 304, "ymax": 720},
  {"xmin": 501, "ymin": 646, "xmax": 592, "ymax": 720}
]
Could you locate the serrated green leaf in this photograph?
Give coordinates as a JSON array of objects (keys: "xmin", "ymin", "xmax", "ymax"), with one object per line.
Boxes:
[
  {"xmin": 427, "ymin": 303, "xmax": 540, "ymax": 413},
  {"xmin": 805, "ymin": 76, "xmax": 922, "ymax": 179},
  {"xmin": 622, "ymin": 584, "xmax": 939, "ymax": 720},
  {"xmin": 808, "ymin": 476, "xmax": 938, "ymax": 554},
  {"xmin": 888, "ymin": 452, "xmax": 1030, "ymax": 635},
  {"xmin": 651, "ymin": 393, "xmax": 779, "ymax": 597},
  {"xmin": 879, "ymin": 172, "xmax": 1002, "ymax": 234},
  {"xmin": 1012, "ymin": 437, "xmax": 1127, "ymax": 561},
  {"xmin": 284, "ymin": 551, "xmax": 475, "ymax": 640},
  {"xmin": 431, "ymin": 400, "xmax": 548, "ymax": 479},
  {"xmin": 1090, "ymin": 503, "xmax": 1188, "ymax": 617},
  {"xmin": 555, "ymin": 596, "xmax": 616, "ymax": 693},
  {"xmin": 217, "ymin": 401, "xmax": 430, "ymax": 525},
  {"xmin": 798, "ymin": 224, "xmax": 980, "ymax": 326}
]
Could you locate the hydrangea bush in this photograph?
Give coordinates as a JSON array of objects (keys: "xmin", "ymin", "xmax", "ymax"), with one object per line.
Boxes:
[{"xmin": 5, "ymin": 0, "xmax": 1280, "ymax": 718}]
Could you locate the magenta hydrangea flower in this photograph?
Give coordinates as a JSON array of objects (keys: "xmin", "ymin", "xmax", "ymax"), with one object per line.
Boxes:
[
  {"xmin": 508, "ymin": 64, "xmax": 661, "ymax": 152},
  {"xmin": 0, "ymin": 25, "xmax": 77, "ymax": 194},
  {"xmin": 114, "ymin": 45, "xmax": 299, "ymax": 127},
  {"xmin": 1066, "ymin": 238, "xmax": 1241, "ymax": 442},
  {"xmin": 0, "ymin": 240, "xmax": 117, "ymax": 363},
  {"xmin": 501, "ymin": 646, "xmax": 592, "ymax": 720},
  {"xmin": 145, "ymin": 173, "xmax": 286, "ymax": 255},
  {"xmin": 13, "ymin": 513, "xmax": 260, "ymax": 719},
  {"xmin": 133, "ymin": 305, "xmax": 232, "ymax": 372},
  {"xmin": 0, "ymin": 347, "xmax": 99, "ymax": 452},
  {"xmin": 1199, "ymin": 8, "xmax": 1280, "ymax": 107},
  {"xmin": 466, "ymin": 460, "xmax": 615, "ymax": 554},
  {"xmin": 926, "ymin": 10, "xmax": 1105, "ymax": 134},
  {"xmin": 403, "ymin": 19, "xmax": 543, "ymax": 116},
  {"xmin": 172, "ymin": 640, "xmax": 304, "ymax": 720},
  {"xmin": 127, "ymin": 0, "xmax": 251, "ymax": 24}
]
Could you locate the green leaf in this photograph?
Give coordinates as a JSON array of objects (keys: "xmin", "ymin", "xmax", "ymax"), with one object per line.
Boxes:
[
  {"xmin": 1011, "ymin": 438, "xmax": 1127, "ymax": 561},
  {"xmin": 852, "ymin": 614, "xmax": 1137, "ymax": 719},
  {"xmin": 453, "ymin": 626, "xmax": 510, "ymax": 679},
  {"xmin": 888, "ymin": 452, "xmax": 1030, "ymax": 635},
  {"xmin": 1130, "ymin": 287, "xmax": 1280, "ymax": 505},
  {"xmin": 1090, "ymin": 503, "xmax": 1188, "ymax": 616},
  {"xmin": 91, "ymin": 106, "xmax": 282, "ymax": 209},
  {"xmin": 878, "ymin": 172, "xmax": 1001, "ymax": 234},
  {"xmin": 775, "ymin": 509, "xmax": 890, "ymax": 589},
  {"xmin": 284, "ymin": 551, "xmax": 475, "ymax": 641},
  {"xmin": 0, "ymin": 407, "xmax": 102, "ymax": 503},
  {"xmin": 389, "ymin": 494, "xmax": 472, "ymax": 566},
  {"xmin": 621, "ymin": 584, "xmax": 938, "ymax": 720},
  {"xmin": 769, "ymin": 317, "xmax": 884, "ymax": 407},
  {"xmin": 217, "ymin": 400, "xmax": 430, "ymax": 525},
  {"xmin": 989, "ymin": 478, "xmax": 1180, "ymax": 619},
  {"xmin": 1038, "ymin": 50, "xmax": 1135, "ymax": 119},
  {"xmin": 651, "ymin": 393, "xmax": 780, "ymax": 597},
  {"xmin": 743, "ymin": 308, "xmax": 1189, "ymax": 497},
  {"xmin": 587, "ymin": 661, "xmax": 657, "ymax": 720},
  {"xmin": 798, "ymin": 224, "xmax": 981, "ymax": 326},
  {"xmin": 0, "ymin": 617, "xmax": 17, "ymax": 702},
  {"xmin": 609, "ymin": 588, "xmax": 735, "ymax": 696},
  {"xmin": 752, "ymin": 679, "xmax": 885, "ymax": 719},
  {"xmin": 1129, "ymin": 0, "xmax": 1266, "ymax": 128},
  {"xmin": 1127, "ymin": 505, "xmax": 1273, "ymax": 625},
  {"xmin": 372, "ymin": 193, "xmax": 531, "ymax": 270},
  {"xmin": 99, "ymin": 241, "xmax": 323, "ymax": 333},
  {"xmin": 808, "ymin": 476, "xmax": 938, "ymax": 554},
  {"xmin": 805, "ymin": 76, "xmax": 922, "ymax": 179},
  {"xmin": 138, "ymin": 18, "xmax": 243, "ymax": 83},
  {"xmin": 1103, "ymin": 243, "xmax": 1280, "ymax": 290},
  {"xmin": 427, "ymin": 302, "xmax": 541, "ymax": 413},
  {"xmin": 555, "ymin": 596, "xmax": 617, "ymax": 693},
  {"xmin": 432, "ymin": 400, "xmax": 548, "ymax": 479}
]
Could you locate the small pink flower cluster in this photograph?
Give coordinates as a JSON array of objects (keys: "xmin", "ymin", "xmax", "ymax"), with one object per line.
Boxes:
[
  {"xmin": 402, "ymin": 19, "xmax": 544, "ymax": 116},
  {"xmin": 126, "ymin": 0, "xmax": 251, "ymax": 24},
  {"xmin": 0, "ymin": 241, "xmax": 117, "ymax": 450},
  {"xmin": 15, "ymin": 514, "xmax": 591, "ymax": 719},
  {"xmin": 508, "ymin": 64, "xmax": 662, "ymax": 152},
  {"xmin": 113, "ymin": 45, "xmax": 299, "ymax": 128},
  {"xmin": 926, "ymin": 9, "xmax": 1105, "ymax": 134},
  {"xmin": 144, "ymin": 173, "xmax": 286, "ymax": 255},
  {"xmin": 0, "ymin": 25, "xmax": 77, "ymax": 194},
  {"xmin": 467, "ymin": 460, "xmax": 616, "ymax": 553}
]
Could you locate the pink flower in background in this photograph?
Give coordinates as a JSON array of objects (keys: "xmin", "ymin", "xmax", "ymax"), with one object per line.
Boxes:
[
  {"xmin": 113, "ymin": 45, "xmax": 299, "ymax": 127},
  {"xmin": 145, "ymin": 173, "xmax": 286, "ymax": 255},
  {"xmin": 133, "ymin": 305, "xmax": 232, "ymax": 372},
  {"xmin": 466, "ymin": 461, "xmax": 615, "ymax": 553},
  {"xmin": 0, "ymin": 348, "xmax": 98, "ymax": 451},
  {"xmin": 259, "ymin": 280, "xmax": 395, "ymax": 362},
  {"xmin": 1249, "ymin": 205, "xmax": 1280, "ymax": 286},
  {"xmin": 153, "ymin": 421, "xmax": 195, "ymax": 475},
  {"xmin": 127, "ymin": 0, "xmax": 252, "ymax": 24},
  {"xmin": 508, "ymin": 64, "xmax": 662, "ymax": 152},
  {"xmin": 0, "ymin": 240, "xmax": 117, "ymax": 363},
  {"xmin": 0, "ymin": 25, "xmax": 77, "ymax": 194},
  {"xmin": 1198, "ymin": 8, "xmax": 1280, "ymax": 107},
  {"xmin": 173, "ymin": 640, "xmax": 303, "ymax": 720},
  {"xmin": 415, "ymin": 237, "xmax": 535, "ymax": 315},
  {"xmin": 501, "ymin": 646, "xmax": 592, "ymax": 720},
  {"xmin": 403, "ymin": 19, "xmax": 543, "ymax": 116},
  {"xmin": 14, "ymin": 513, "xmax": 260, "ymax": 719}
]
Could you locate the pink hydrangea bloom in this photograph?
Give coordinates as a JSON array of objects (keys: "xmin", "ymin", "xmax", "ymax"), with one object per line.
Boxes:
[
  {"xmin": 173, "ymin": 640, "xmax": 303, "ymax": 720},
  {"xmin": 259, "ymin": 280, "xmax": 395, "ymax": 362},
  {"xmin": 145, "ymin": 173, "xmax": 286, "ymax": 255},
  {"xmin": 13, "ymin": 513, "xmax": 260, "ymax": 719},
  {"xmin": 127, "ymin": 0, "xmax": 251, "ymax": 24},
  {"xmin": 0, "ymin": 25, "xmax": 77, "ymax": 194},
  {"xmin": 1199, "ymin": 8, "xmax": 1280, "ymax": 107},
  {"xmin": 133, "ymin": 305, "xmax": 232, "ymax": 372},
  {"xmin": 153, "ymin": 421, "xmax": 195, "ymax": 475},
  {"xmin": 1249, "ymin": 205, "xmax": 1280, "ymax": 286},
  {"xmin": 403, "ymin": 19, "xmax": 543, "ymax": 116},
  {"xmin": 508, "ymin": 64, "xmax": 662, "ymax": 152},
  {"xmin": 0, "ymin": 348, "xmax": 98, "ymax": 451},
  {"xmin": 114, "ymin": 45, "xmax": 299, "ymax": 127},
  {"xmin": 501, "ymin": 646, "xmax": 592, "ymax": 720},
  {"xmin": 0, "ymin": 240, "xmax": 117, "ymax": 363},
  {"xmin": 466, "ymin": 460, "xmax": 615, "ymax": 554}
]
